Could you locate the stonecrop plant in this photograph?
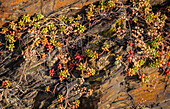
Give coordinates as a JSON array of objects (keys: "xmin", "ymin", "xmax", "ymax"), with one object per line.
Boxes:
[{"xmin": 0, "ymin": 0, "xmax": 169, "ymax": 108}]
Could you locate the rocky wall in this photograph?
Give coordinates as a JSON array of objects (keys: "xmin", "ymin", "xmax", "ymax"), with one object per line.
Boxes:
[
  {"xmin": 0, "ymin": 0, "xmax": 99, "ymax": 27},
  {"xmin": 0, "ymin": 0, "xmax": 167, "ymax": 27},
  {"xmin": 0, "ymin": 0, "xmax": 169, "ymax": 109},
  {"xmin": 97, "ymin": 68, "xmax": 170, "ymax": 109}
]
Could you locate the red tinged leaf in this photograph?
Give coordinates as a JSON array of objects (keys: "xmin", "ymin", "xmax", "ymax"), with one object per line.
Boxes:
[
  {"xmin": 49, "ymin": 69, "xmax": 56, "ymax": 76},
  {"xmin": 126, "ymin": 68, "xmax": 131, "ymax": 76},
  {"xmin": 165, "ymin": 68, "xmax": 169, "ymax": 73},
  {"xmin": 165, "ymin": 68, "xmax": 169, "ymax": 76},
  {"xmin": 74, "ymin": 52, "xmax": 83, "ymax": 62},
  {"xmin": 167, "ymin": 62, "xmax": 170, "ymax": 66},
  {"xmin": 46, "ymin": 44, "xmax": 53, "ymax": 52},
  {"xmin": 128, "ymin": 55, "xmax": 132, "ymax": 63},
  {"xmin": 166, "ymin": 72, "xmax": 169, "ymax": 76},
  {"xmin": 130, "ymin": 50, "xmax": 133, "ymax": 55},
  {"xmin": 68, "ymin": 63, "xmax": 74, "ymax": 70},
  {"xmin": 59, "ymin": 75, "xmax": 65, "ymax": 81},
  {"xmin": 58, "ymin": 63, "xmax": 62, "ymax": 70},
  {"xmin": 86, "ymin": 71, "xmax": 92, "ymax": 76},
  {"xmin": 127, "ymin": 41, "xmax": 134, "ymax": 46},
  {"xmin": 2, "ymin": 81, "xmax": 6, "ymax": 86},
  {"xmin": 89, "ymin": 22, "xmax": 92, "ymax": 28}
]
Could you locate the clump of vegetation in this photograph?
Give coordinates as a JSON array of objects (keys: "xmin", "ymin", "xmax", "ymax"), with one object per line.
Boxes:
[{"xmin": 0, "ymin": 0, "xmax": 169, "ymax": 108}]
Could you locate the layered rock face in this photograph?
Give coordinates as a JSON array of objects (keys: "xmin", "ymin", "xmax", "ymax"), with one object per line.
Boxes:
[
  {"xmin": 0, "ymin": 0, "xmax": 98, "ymax": 27},
  {"xmin": 0, "ymin": 0, "xmax": 167, "ymax": 27},
  {"xmin": 0, "ymin": 0, "xmax": 169, "ymax": 109}
]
